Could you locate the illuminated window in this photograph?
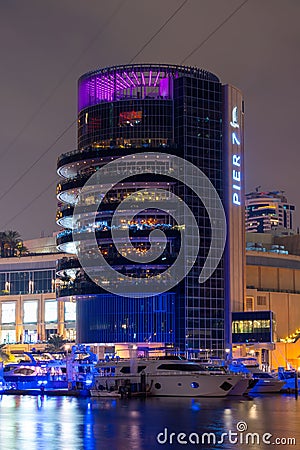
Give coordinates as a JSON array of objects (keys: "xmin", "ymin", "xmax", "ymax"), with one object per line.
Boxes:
[
  {"xmin": 1, "ymin": 329, "xmax": 16, "ymax": 344},
  {"xmin": 23, "ymin": 300, "xmax": 38, "ymax": 323},
  {"xmin": 65, "ymin": 302, "xmax": 76, "ymax": 321},
  {"xmin": 45, "ymin": 300, "xmax": 58, "ymax": 323},
  {"xmin": 1, "ymin": 302, "xmax": 16, "ymax": 324},
  {"xmin": 245, "ymin": 297, "xmax": 254, "ymax": 311}
]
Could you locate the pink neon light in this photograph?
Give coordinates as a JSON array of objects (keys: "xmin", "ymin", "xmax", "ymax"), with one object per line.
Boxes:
[
  {"xmin": 154, "ymin": 72, "xmax": 160, "ymax": 86},
  {"xmin": 115, "ymin": 74, "xmax": 126, "ymax": 88},
  {"xmin": 131, "ymin": 72, "xmax": 140, "ymax": 85},
  {"xmin": 103, "ymin": 76, "xmax": 114, "ymax": 89},
  {"xmin": 124, "ymin": 72, "xmax": 135, "ymax": 86},
  {"xmin": 78, "ymin": 65, "xmax": 188, "ymax": 110},
  {"xmin": 117, "ymin": 73, "xmax": 130, "ymax": 88},
  {"xmin": 159, "ymin": 77, "xmax": 169, "ymax": 97},
  {"xmin": 110, "ymin": 75, "xmax": 123, "ymax": 91}
]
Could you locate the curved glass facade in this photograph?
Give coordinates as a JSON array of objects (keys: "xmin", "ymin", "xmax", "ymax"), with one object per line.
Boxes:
[
  {"xmin": 78, "ymin": 100, "xmax": 173, "ymax": 149},
  {"xmin": 56, "ymin": 63, "xmax": 244, "ymax": 357},
  {"xmin": 78, "ymin": 64, "xmax": 219, "ymax": 111}
]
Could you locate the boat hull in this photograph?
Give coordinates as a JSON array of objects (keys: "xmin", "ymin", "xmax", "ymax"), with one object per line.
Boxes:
[
  {"xmin": 93, "ymin": 373, "xmax": 243, "ymax": 397},
  {"xmin": 148, "ymin": 373, "xmax": 242, "ymax": 397},
  {"xmin": 228, "ymin": 378, "xmax": 249, "ymax": 396},
  {"xmin": 249, "ymin": 380, "xmax": 285, "ymax": 393}
]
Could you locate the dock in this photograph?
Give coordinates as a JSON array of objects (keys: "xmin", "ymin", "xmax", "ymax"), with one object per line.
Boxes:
[{"xmin": 0, "ymin": 388, "xmax": 90, "ymax": 397}]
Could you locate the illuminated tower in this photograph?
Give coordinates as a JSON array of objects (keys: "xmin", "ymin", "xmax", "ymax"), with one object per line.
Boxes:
[
  {"xmin": 246, "ymin": 190, "xmax": 295, "ymax": 233},
  {"xmin": 56, "ymin": 64, "xmax": 245, "ymax": 358}
]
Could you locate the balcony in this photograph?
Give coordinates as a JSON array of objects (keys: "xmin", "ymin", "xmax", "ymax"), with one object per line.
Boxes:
[
  {"xmin": 56, "ymin": 257, "xmax": 80, "ymax": 273},
  {"xmin": 57, "ymin": 265, "xmax": 176, "ymax": 298},
  {"xmin": 57, "ymin": 142, "xmax": 178, "ymax": 176},
  {"xmin": 56, "ymin": 225, "xmax": 180, "ymax": 247}
]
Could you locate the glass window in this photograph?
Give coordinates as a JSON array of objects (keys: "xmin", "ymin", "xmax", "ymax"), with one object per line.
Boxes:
[
  {"xmin": 1, "ymin": 329, "xmax": 16, "ymax": 344},
  {"xmin": 1, "ymin": 302, "xmax": 16, "ymax": 324},
  {"xmin": 0, "ymin": 273, "xmax": 6, "ymax": 292},
  {"xmin": 45, "ymin": 300, "xmax": 58, "ymax": 323},
  {"xmin": 65, "ymin": 302, "xmax": 76, "ymax": 321},
  {"xmin": 245, "ymin": 297, "xmax": 254, "ymax": 311},
  {"xmin": 23, "ymin": 330, "xmax": 38, "ymax": 344},
  {"xmin": 23, "ymin": 300, "xmax": 38, "ymax": 323},
  {"xmin": 33, "ymin": 270, "xmax": 54, "ymax": 293},
  {"xmin": 10, "ymin": 272, "xmax": 29, "ymax": 294},
  {"xmin": 257, "ymin": 296, "xmax": 266, "ymax": 306}
]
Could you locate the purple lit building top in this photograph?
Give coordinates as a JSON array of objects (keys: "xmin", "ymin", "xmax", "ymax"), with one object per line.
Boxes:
[{"xmin": 78, "ymin": 63, "xmax": 220, "ymax": 111}]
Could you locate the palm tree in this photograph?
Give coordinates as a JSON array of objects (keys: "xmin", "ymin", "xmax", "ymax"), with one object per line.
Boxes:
[
  {"xmin": 16, "ymin": 241, "xmax": 29, "ymax": 257},
  {"xmin": 0, "ymin": 232, "xmax": 6, "ymax": 258},
  {"xmin": 4, "ymin": 230, "xmax": 21, "ymax": 257},
  {"xmin": 46, "ymin": 334, "xmax": 67, "ymax": 352}
]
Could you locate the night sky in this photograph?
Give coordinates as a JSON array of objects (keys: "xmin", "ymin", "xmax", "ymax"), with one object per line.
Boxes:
[{"xmin": 0, "ymin": 0, "xmax": 299, "ymax": 239}]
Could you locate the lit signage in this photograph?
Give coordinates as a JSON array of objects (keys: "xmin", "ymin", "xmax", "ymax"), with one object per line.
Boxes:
[{"xmin": 230, "ymin": 106, "xmax": 242, "ymax": 206}]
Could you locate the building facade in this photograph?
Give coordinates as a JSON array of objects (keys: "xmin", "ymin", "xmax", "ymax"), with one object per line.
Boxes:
[
  {"xmin": 0, "ymin": 238, "xmax": 76, "ymax": 344},
  {"xmin": 56, "ymin": 64, "xmax": 245, "ymax": 358},
  {"xmin": 246, "ymin": 190, "xmax": 295, "ymax": 233},
  {"xmin": 3, "ymin": 235, "xmax": 300, "ymax": 369},
  {"xmin": 231, "ymin": 233, "xmax": 300, "ymax": 370}
]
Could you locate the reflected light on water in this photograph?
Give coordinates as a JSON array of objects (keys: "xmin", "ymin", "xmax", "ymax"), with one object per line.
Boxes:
[
  {"xmin": 249, "ymin": 404, "xmax": 258, "ymax": 419},
  {"xmin": 0, "ymin": 395, "xmax": 299, "ymax": 449},
  {"xmin": 190, "ymin": 399, "xmax": 201, "ymax": 411},
  {"xmin": 128, "ymin": 410, "xmax": 140, "ymax": 418},
  {"xmin": 223, "ymin": 406, "xmax": 233, "ymax": 430}
]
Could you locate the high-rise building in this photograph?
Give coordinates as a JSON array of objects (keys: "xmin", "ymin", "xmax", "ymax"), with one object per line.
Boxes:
[
  {"xmin": 56, "ymin": 64, "xmax": 245, "ymax": 358},
  {"xmin": 246, "ymin": 190, "xmax": 295, "ymax": 233}
]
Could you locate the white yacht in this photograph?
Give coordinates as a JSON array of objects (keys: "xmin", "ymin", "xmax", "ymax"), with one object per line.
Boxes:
[
  {"xmin": 229, "ymin": 358, "xmax": 285, "ymax": 393},
  {"xmin": 91, "ymin": 357, "xmax": 243, "ymax": 397}
]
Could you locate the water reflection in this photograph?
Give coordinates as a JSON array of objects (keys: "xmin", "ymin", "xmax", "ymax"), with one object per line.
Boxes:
[{"xmin": 0, "ymin": 395, "xmax": 299, "ymax": 449}]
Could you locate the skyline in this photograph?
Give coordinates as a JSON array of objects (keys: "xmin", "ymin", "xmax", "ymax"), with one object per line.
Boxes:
[{"xmin": 0, "ymin": 0, "xmax": 299, "ymax": 239}]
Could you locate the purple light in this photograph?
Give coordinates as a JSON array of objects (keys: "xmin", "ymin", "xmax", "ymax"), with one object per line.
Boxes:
[
  {"xmin": 154, "ymin": 72, "xmax": 160, "ymax": 86},
  {"xmin": 78, "ymin": 65, "xmax": 179, "ymax": 110},
  {"xmin": 124, "ymin": 72, "xmax": 135, "ymax": 87},
  {"xmin": 159, "ymin": 77, "xmax": 169, "ymax": 97},
  {"xmin": 116, "ymin": 73, "xmax": 129, "ymax": 89},
  {"xmin": 103, "ymin": 76, "xmax": 114, "ymax": 89},
  {"xmin": 131, "ymin": 72, "xmax": 140, "ymax": 85},
  {"xmin": 110, "ymin": 75, "xmax": 123, "ymax": 92}
]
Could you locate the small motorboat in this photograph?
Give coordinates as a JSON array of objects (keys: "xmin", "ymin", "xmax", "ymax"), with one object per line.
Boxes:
[{"xmin": 229, "ymin": 358, "xmax": 284, "ymax": 393}]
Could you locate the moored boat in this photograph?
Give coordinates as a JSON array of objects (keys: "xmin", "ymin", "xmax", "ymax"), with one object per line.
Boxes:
[
  {"xmin": 91, "ymin": 357, "xmax": 243, "ymax": 397},
  {"xmin": 229, "ymin": 358, "xmax": 284, "ymax": 393},
  {"xmin": 2, "ymin": 348, "xmax": 97, "ymax": 391}
]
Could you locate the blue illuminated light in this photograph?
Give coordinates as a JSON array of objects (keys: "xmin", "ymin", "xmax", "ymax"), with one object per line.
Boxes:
[
  {"xmin": 231, "ymin": 132, "xmax": 240, "ymax": 146},
  {"xmin": 230, "ymin": 106, "xmax": 239, "ymax": 128},
  {"xmin": 230, "ymin": 106, "xmax": 242, "ymax": 206},
  {"xmin": 191, "ymin": 400, "xmax": 201, "ymax": 411}
]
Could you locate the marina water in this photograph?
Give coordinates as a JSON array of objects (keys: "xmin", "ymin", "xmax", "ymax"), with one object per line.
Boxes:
[{"xmin": 0, "ymin": 394, "xmax": 300, "ymax": 449}]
